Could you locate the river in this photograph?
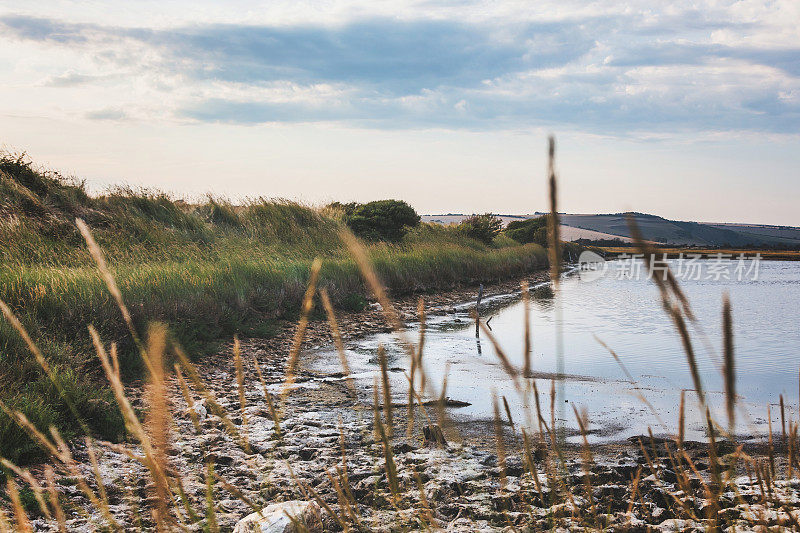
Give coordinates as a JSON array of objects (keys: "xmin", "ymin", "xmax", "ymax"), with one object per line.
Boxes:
[{"xmin": 310, "ymin": 257, "xmax": 800, "ymax": 443}]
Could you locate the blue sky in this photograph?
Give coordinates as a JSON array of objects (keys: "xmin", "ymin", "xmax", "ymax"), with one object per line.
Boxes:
[{"xmin": 1, "ymin": 1, "xmax": 798, "ymax": 224}]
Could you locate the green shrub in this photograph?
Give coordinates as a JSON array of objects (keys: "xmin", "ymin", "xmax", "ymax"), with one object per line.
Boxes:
[
  {"xmin": 458, "ymin": 214, "xmax": 502, "ymax": 245},
  {"xmin": 505, "ymin": 216, "xmax": 549, "ymax": 245},
  {"xmin": 339, "ymin": 293, "xmax": 368, "ymax": 312},
  {"xmin": 345, "ymin": 200, "xmax": 420, "ymax": 242},
  {"xmin": 532, "ymin": 227, "xmax": 548, "ymax": 246}
]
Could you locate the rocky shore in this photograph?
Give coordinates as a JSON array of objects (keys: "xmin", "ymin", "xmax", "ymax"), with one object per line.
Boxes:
[{"xmin": 20, "ymin": 273, "xmax": 800, "ymax": 531}]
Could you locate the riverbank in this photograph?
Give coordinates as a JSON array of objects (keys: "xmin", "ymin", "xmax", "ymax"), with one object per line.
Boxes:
[
  {"xmin": 13, "ymin": 273, "xmax": 800, "ymax": 531},
  {"xmin": 599, "ymin": 246, "xmax": 800, "ymax": 260},
  {"xmin": 1, "ymin": 155, "xmax": 556, "ymax": 464}
]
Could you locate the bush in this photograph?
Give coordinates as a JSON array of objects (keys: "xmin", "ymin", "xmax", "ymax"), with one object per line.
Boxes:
[
  {"xmin": 505, "ymin": 216, "xmax": 549, "ymax": 245},
  {"xmin": 345, "ymin": 200, "xmax": 420, "ymax": 242},
  {"xmin": 338, "ymin": 293, "xmax": 368, "ymax": 312},
  {"xmin": 458, "ymin": 214, "xmax": 503, "ymax": 245},
  {"xmin": 532, "ymin": 227, "xmax": 548, "ymax": 247}
]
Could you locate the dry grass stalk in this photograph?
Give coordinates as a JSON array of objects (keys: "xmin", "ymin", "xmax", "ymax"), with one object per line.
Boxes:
[
  {"xmin": 435, "ymin": 369, "xmax": 449, "ymax": 439},
  {"xmin": 0, "ymin": 299, "xmax": 91, "ymax": 436},
  {"xmin": 283, "ymin": 511, "xmax": 313, "ymax": 533},
  {"xmin": 502, "ymin": 396, "xmax": 515, "ymax": 433},
  {"xmin": 341, "ymin": 227, "xmax": 454, "ymax": 434},
  {"xmin": 549, "ymin": 380, "xmax": 556, "ymax": 440},
  {"xmin": 6, "ymin": 477, "xmax": 33, "ymax": 533},
  {"xmin": 76, "ymin": 218, "xmax": 145, "ymax": 351},
  {"xmin": 0, "ymin": 507, "xmax": 11, "ymax": 533},
  {"xmin": 283, "ymin": 257, "xmax": 322, "ymax": 393},
  {"xmin": 492, "ymin": 393, "xmax": 508, "ymax": 490},
  {"xmin": 84, "ymin": 438, "xmax": 110, "ymax": 518},
  {"xmin": 340, "ymin": 231, "xmax": 402, "ymax": 332},
  {"xmin": 175, "ymin": 365, "xmax": 201, "ymax": 433},
  {"xmin": 678, "ymin": 390, "xmax": 686, "ymax": 450},
  {"xmin": 44, "ymin": 466, "xmax": 66, "ymax": 533},
  {"xmin": 172, "ymin": 474, "xmax": 201, "ymax": 525},
  {"xmin": 704, "ymin": 410, "xmax": 722, "ymax": 519},
  {"xmin": 768, "ymin": 404, "xmax": 776, "ymax": 479},
  {"xmin": 288, "ymin": 466, "xmax": 348, "ymax": 532},
  {"xmin": 521, "ymin": 430, "xmax": 545, "ymax": 506},
  {"xmin": 595, "ymin": 335, "xmax": 665, "ymax": 427},
  {"xmin": 372, "ymin": 377, "xmax": 400, "ymax": 499},
  {"xmin": 408, "ymin": 297, "xmax": 426, "ymax": 437},
  {"xmin": 326, "ymin": 467, "xmax": 360, "ymax": 528},
  {"xmin": 0, "ymin": 399, "xmax": 59, "ymax": 458},
  {"xmin": 233, "ymin": 336, "xmax": 248, "ymax": 440},
  {"xmin": 780, "ymin": 394, "xmax": 786, "ymax": 445},
  {"xmin": 401, "ymin": 371, "xmax": 434, "ymax": 428},
  {"xmin": 320, "ymin": 289, "xmax": 355, "ymax": 395},
  {"xmin": 88, "ymin": 326, "xmax": 165, "ymax": 473},
  {"xmin": 415, "ymin": 298, "xmax": 428, "ymax": 399},
  {"xmin": 378, "ymin": 345, "xmax": 394, "ymax": 435},
  {"xmin": 251, "ymin": 354, "xmax": 282, "ymax": 439},
  {"xmin": 546, "ymin": 136, "xmax": 561, "ymax": 286},
  {"xmin": 669, "ymin": 304, "xmax": 705, "ymax": 405},
  {"xmin": 0, "ymin": 459, "xmax": 49, "ymax": 519},
  {"xmin": 144, "ymin": 323, "xmax": 172, "ymax": 530},
  {"xmin": 521, "ymin": 281, "xmax": 532, "ymax": 377},
  {"xmin": 340, "ymin": 230, "xmax": 420, "ymax": 372},
  {"xmin": 173, "ymin": 344, "xmax": 251, "ymax": 452},
  {"xmin": 572, "ymin": 405, "xmax": 597, "ymax": 524},
  {"xmin": 413, "ymin": 468, "xmax": 437, "ymax": 528},
  {"xmin": 49, "ymin": 427, "xmax": 121, "ymax": 530},
  {"xmin": 205, "ymin": 461, "xmax": 219, "ymax": 533},
  {"xmin": 625, "ymin": 466, "xmax": 642, "ymax": 519},
  {"xmin": 626, "ymin": 215, "xmax": 694, "ymax": 322},
  {"xmin": 722, "ymin": 293, "xmax": 736, "ymax": 435},
  {"xmin": 477, "ymin": 317, "xmax": 522, "ymax": 392},
  {"xmin": 790, "ymin": 422, "xmax": 796, "ymax": 479},
  {"xmin": 214, "ymin": 472, "xmax": 261, "ymax": 514}
]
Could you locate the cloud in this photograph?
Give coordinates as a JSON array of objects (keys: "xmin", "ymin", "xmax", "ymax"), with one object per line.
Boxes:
[
  {"xmin": 2, "ymin": 10, "xmax": 799, "ymax": 136},
  {"xmin": 1, "ymin": 16, "xmax": 595, "ymax": 92},
  {"xmin": 43, "ymin": 71, "xmax": 109, "ymax": 87},
  {"xmin": 85, "ymin": 108, "xmax": 128, "ymax": 121}
]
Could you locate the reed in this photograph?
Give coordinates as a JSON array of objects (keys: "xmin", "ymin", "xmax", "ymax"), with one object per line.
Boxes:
[
  {"xmin": 2, "ymin": 140, "xmax": 798, "ymax": 532},
  {"xmin": 722, "ymin": 293, "xmax": 735, "ymax": 435}
]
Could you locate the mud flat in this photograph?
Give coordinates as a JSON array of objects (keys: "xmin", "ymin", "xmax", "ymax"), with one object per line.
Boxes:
[{"xmin": 25, "ymin": 272, "xmax": 800, "ymax": 531}]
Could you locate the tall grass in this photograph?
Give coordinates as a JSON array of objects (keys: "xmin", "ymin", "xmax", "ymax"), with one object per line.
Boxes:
[
  {"xmin": 0, "ymin": 153, "xmax": 548, "ymax": 464},
  {"xmin": 1, "ymin": 141, "xmax": 799, "ymax": 530}
]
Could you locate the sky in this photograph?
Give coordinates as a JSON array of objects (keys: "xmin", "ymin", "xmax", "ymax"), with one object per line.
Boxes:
[{"xmin": 1, "ymin": 1, "xmax": 799, "ymax": 225}]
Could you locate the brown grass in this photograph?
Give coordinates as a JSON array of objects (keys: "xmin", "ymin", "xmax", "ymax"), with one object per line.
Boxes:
[{"xmin": 2, "ymin": 137, "xmax": 798, "ymax": 531}]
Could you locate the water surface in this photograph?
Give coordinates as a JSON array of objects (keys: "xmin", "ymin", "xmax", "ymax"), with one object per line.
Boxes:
[{"xmin": 310, "ymin": 259, "xmax": 800, "ymax": 442}]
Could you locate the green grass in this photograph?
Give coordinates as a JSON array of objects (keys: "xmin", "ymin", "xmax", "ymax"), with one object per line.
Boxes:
[{"xmin": 0, "ymin": 153, "xmax": 549, "ymax": 464}]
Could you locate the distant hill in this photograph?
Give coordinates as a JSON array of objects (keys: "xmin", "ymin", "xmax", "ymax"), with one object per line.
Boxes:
[
  {"xmin": 422, "ymin": 212, "xmax": 800, "ymax": 247},
  {"xmin": 559, "ymin": 213, "xmax": 800, "ymax": 247}
]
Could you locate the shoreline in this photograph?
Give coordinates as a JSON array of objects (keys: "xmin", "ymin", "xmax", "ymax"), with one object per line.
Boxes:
[
  {"xmin": 18, "ymin": 269, "xmax": 800, "ymax": 531},
  {"xmin": 599, "ymin": 247, "xmax": 800, "ymax": 260}
]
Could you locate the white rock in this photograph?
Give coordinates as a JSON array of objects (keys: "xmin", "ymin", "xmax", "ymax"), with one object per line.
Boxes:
[
  {"xmin": 233, "ymin": 500, "xmax": 322, "ymax": 533},
  {"xmin": 187, "ymin": 399, "xmax": 208, "ymax": 422}
]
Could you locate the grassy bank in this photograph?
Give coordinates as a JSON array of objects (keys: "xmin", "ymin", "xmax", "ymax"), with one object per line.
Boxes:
[{"xmin": 0, "ymin": 154, "xmax": 549, "ymax": 463}]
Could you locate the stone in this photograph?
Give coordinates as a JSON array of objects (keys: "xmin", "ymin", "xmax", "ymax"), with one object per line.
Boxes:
[
  {"xmin": 186, "ymin": 399, "xmax": 208, "ymax": 422},
  {"xmin": 233, "ymin": 500, "xmax": 322, "ymax": 533}
]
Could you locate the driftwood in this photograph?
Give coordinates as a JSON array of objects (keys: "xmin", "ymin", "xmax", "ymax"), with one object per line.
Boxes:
[
  {"xmin": 377, "ymin": 397, "xmax": 471, "ymax": 410},
  {"xmin": 422, "ymin": 424, "xmax": 447, "ymax": 446},
  {"xmin": 475, "ymin": 283, "xmax": 483, "ymax": 336}
]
